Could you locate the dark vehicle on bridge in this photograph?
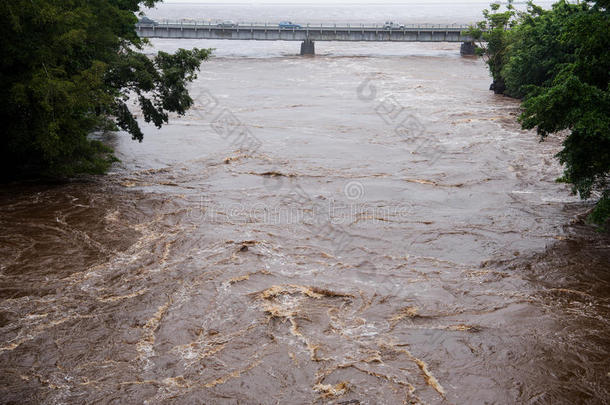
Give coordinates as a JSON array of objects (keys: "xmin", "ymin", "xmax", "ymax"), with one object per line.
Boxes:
[
  {"xmin": 138, "ymin": 16, "xmax": 158, "ymax": 26},
  {"xmin": 279, "ymin": 21, "xmax": 302, "ymax": 29}
]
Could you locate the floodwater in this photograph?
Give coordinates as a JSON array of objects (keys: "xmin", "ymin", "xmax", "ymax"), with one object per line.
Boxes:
[{"xmin": 1, "ymin": 3, "xmax": 608, "ymax": 405}]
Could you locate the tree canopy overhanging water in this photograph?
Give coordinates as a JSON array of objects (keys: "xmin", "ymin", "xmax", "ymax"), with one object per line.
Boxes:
[
  {"xmin": 0, "ymin": 0, "xmax": 210, "ymax": 178},
  {"xmin": 466, "ymin": 0, "xmax": 610, "ymax": 226}
]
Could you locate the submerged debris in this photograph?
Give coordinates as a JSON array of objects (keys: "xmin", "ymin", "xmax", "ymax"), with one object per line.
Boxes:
[
  {"xmin": 389, "ymin": 306, "xmax": 419, "ymax": 325},
  {"xmin": 314, "ymin": 381, "xmax": 349, "ymax": 398},
  {"xmin": 251, "ymin": 171, "xmax": 296, "ymax": 177},
  {"xmin": 223, "ymin": 153, "xmax": 249, "ymax": 164}
]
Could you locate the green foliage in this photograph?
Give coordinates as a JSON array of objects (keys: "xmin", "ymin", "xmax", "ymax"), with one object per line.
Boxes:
[
  {"xmin": 589, "ymin": 191, "xmax": 610, "ymax": 227},
  {"xmin": 0, "ymin": 0, "xmax": 211, "ymax": 178},
  {"xmin": 463, "ymin": 0, "xmax": 518, "ymax": 93},
  {"xmin": 471, "ymin": 0, "xmax": 610, "ymax": 227}
]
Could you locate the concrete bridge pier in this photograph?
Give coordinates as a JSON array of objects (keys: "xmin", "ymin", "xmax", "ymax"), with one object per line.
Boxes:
[
  {"xmin": 300, "ymin": 39, "xmax": 315, "ymax": 56},
  {"xmin": 460, "ymin": 41, "xmax": 476, "ymax": 56}
]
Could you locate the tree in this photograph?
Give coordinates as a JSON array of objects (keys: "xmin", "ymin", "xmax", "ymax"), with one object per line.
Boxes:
[
  {"xmin": 0, "ymin": 0, "xmax": 211, "ymax": 178},
  {"xmin": 468, "ymin": 1, "xmax": 610, "ymax": 227},
  {"xmin": 464, "ymin": 0, "xmax": 518, "ymax": 94}
]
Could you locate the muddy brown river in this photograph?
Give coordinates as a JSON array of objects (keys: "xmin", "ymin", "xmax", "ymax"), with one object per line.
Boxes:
[{"xmin": 1, "ymin": 27, "xmax": 609, "ymax": 405}]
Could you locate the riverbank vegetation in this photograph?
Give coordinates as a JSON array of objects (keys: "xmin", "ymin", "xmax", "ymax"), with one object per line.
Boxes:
[
  {"xmin": 466, "ymin": 0, "xmax": 609, "ymax": 227},
  {"xmin": 0, "ymin": 0, "xmax": 210, "ymax": 179}
]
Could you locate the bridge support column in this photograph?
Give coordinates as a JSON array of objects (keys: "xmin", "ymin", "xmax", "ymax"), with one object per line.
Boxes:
[
  {"xmin": 300, "ymin": 39, "xmax": 315, "ymax": 56},
  {"xmin": 460, "ymin": 41, "xmax": 476, "ymax": 56}
]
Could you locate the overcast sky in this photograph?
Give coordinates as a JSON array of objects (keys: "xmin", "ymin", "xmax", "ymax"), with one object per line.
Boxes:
[{"xmin": 163, "ymin": 0, "xmax": 496, "ymax": 3}]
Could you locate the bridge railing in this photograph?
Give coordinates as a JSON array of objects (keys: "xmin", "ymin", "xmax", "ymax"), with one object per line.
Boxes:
[{"xmin": 138, "ymin": 19, "xmax": 472, "ymax": 30}]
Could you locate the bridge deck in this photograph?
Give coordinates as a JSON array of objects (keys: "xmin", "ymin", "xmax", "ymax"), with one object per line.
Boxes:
[{"xmin": 137, "ymin": 21, "xmax": 473, "ymax": 43}]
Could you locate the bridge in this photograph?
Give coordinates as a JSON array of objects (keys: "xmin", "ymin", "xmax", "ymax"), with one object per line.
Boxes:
[{"xmin": 136, "ymin": 20, "xmax": 477, "ymax": 55}]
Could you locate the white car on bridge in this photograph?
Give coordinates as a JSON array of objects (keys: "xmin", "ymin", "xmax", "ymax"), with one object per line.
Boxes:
[{"xmin": 383, "ymin": 21, "xmax": 405, "ymax": 30}]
